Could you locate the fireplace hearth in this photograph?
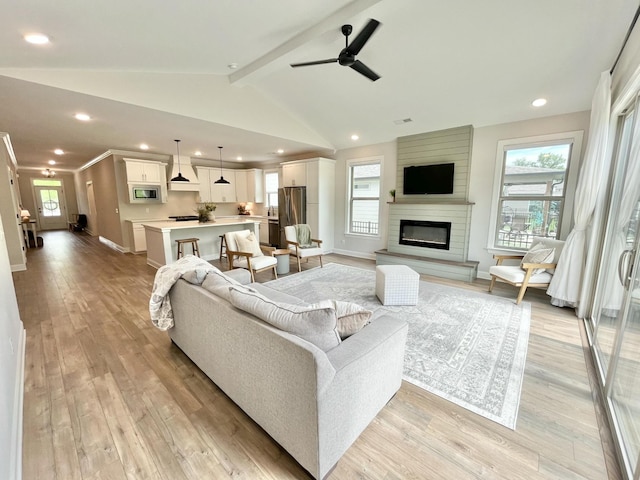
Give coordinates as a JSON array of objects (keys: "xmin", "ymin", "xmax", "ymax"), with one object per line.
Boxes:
[{"xmin": 399, "ymin": 219, "xmax": 451, "ymax": 250}]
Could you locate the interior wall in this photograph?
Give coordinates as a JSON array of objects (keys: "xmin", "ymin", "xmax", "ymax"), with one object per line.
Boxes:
[
  {"xmin": 468, "ymin": 110, "xmax": 591, "ymax": 277},
  {"xmin": 17, "ymin": 170, "xmax": 79, "ymax": 226},
  {"xmin": 0, "ymin": 215, "xmax": 24, "ymax": 480},
  {"xmin": 0, "ymin": 137, "xmax": 26, "ymax": 271},
  {"xmin": 333, "ymin": 140, "xmax": 397, "ymax": 259}
]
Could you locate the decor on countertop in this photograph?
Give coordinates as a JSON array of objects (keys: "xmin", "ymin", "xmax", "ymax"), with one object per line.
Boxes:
[
  {"xmin": 214, "ymin": 146, "xmax": 230, "ymax": 184},
  {"xmin": 264, "ymin": 262, "xmax": 531, "ymax": 429},
  {"xmin": 196, "ymin": 202, "xmax": 216, "ymax": 222},
  {"xmin": 171, "ymin": 139, "xmax": 189, "ymax": 182},
  {"xmin": 20, "ymin": 209, "xmax": 31, "ymax": 222}
]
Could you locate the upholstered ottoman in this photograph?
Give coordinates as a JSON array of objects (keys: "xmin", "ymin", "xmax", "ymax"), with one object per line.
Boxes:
[{"xmin": 375, "ymin": 265, "xmax": 420, "ymax": 305}]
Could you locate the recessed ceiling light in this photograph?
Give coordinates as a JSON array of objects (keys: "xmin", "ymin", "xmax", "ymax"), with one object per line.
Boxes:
[
  {"xmin": 194, "ymin": 151, "xmax": 202, "ymax": 156},
  {"xmin": 351, "ymin": 134, "xmax": 359, "ymax": 141},
  {"xmin": 139, "ymin": 143, "xmax": 149, "ymax": 150},
  {"xmin": 24, "ymin": 33, "xmax": 50, "ymax": 45},
  {"xmin": 532, "ymin": 98, "xmax": 547, "ymax": 107},
  {"xmin": 277, "ymin": 149, "xmax": 284, "ymax": 154},
  {"xmin": 393, "ymin": 118, "xmax": 413, "ymax": 125},
  {"xmin": 228, "ymin": 63, "xmax": 239, "ymax": 69},
  {"xmin": 236, "ymin": 156, "xmax": 243, "ymax": 161},
  {"xmin": 74, "ymin": 113, "xmax": 91, "ymax": 121},
  {"xmin": 54, "ymin": 148, "xmax": 64, "ymax": 155},
  {"xmin": 48, "ymin": 160, "xmax": 56, "ymax": 165}
]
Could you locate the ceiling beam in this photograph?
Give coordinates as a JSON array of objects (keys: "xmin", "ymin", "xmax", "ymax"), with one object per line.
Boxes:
[{"xmin": 229, "ymin": 0, "xmax": 383, "ymax": 85}]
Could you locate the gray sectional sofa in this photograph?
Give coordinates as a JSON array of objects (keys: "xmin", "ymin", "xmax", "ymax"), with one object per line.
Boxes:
[{"xmin": 167, "ymin": 268, "xmax": 408, "ymax": 479}]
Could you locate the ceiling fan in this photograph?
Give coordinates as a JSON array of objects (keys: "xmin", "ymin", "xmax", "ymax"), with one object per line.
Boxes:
[{"xmin": 290, "ymin": 19, "xmax": 381, "ymax": 81}]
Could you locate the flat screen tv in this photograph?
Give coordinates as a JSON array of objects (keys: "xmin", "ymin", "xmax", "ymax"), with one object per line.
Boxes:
[{"xmin": 403, "ymin": 163, "xmax": 454, "ymax": 195}]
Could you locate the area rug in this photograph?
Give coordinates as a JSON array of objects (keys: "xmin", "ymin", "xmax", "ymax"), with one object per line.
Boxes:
[{"xmin": 263, "ymin": 263, "xmax": 531, "ymax": 429}]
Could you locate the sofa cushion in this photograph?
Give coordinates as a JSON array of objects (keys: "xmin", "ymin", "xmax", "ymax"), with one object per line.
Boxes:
[
  {"xmin": 229, "ymin": 286, "xmax": 341, "ymax": 351},
  {"xmin": 332, "ymin": 300, "xmax": 372, "ymax": 338},
  {"xmin": 202, "ymin": 268, "xmax": 250, "ymax": 301},
  {"xmin": 249, "ymin": 284, "xmax": 309, "ymax": 306}
]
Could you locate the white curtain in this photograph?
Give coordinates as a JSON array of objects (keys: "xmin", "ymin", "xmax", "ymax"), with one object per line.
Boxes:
[{"xmin": 547, "ymin": 71, "xmax": 611, "ymax": 307}]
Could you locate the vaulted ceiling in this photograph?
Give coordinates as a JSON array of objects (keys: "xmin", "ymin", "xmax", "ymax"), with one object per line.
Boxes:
[{"xmin": 0, "ymin": 0, "xmax": 636, "ymax": 172}]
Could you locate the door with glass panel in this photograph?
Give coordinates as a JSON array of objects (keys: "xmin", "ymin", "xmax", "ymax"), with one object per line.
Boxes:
[
  {"xmin": 34, "ymin": 183, "xmax": 67, "ymax": 230},
  {"xmin": 591, "ymin": 100, "xmax": 640, "ymax": 479}
]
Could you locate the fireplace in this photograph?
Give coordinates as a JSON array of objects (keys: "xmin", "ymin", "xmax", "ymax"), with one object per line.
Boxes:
[{"xmin": 399, "ymin": 219, "xmax": 451, "ymax": 250}]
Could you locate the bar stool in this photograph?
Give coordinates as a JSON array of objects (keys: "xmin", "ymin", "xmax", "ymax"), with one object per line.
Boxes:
[
  {"xmin": 176, "ymin": 238, "xmax": 200, "ymax": 259},
  {"xmin": 219, "ymin": 235, "xmax": 227, "ymax": 262}
]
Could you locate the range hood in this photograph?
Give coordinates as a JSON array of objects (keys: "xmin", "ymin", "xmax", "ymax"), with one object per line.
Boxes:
[{"xmin": 168, "ymin": 155, "xmax": 200, "ymax": 191}]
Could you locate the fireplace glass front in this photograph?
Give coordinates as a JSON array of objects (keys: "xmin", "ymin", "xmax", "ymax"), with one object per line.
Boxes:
[{"xmin": 399, "ymin": 220, "xmax": 451, "ymax": 250}]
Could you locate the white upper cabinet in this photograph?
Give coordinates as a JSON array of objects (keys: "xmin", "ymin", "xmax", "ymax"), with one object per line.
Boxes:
[
  {"xmin": 196, "ymin": 167, "xmax": 212, "ymax": 203},
  {"xmin": 235, "ymin": 170, "xmax": 249, "ymax": 203},
  {"xmin": 282, "ymin": 162, "xmax": 307, "ymax": 187},
  {"xmin": 211, "ymin": 169, "xmax": 237, "ymax": 203},
  {"xmin": 247, "ymin": 169, "xmax": 264, "ymax": 203},
  {"xmin": 124, "ymin": 159, "xmax": 164, "ymax": 184}
]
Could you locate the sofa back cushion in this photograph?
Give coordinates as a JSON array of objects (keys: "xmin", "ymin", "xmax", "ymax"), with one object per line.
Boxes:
[
  {"xmin": 202, "ymin": 268, "xmax": 247, "ymax": 301},
  {"xmin": 229, "ymin": 286, "xmax": 341, "ymax": 351}
]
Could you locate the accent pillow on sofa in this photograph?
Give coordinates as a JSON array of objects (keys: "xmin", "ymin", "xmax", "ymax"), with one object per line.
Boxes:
[
  {"xmin": 236, "ymin": 231, "xmax": 263, "ymax": 257},
  {"xmin": 520, "ymin": 244, "xmax": 555, "ymax": 275},
  {"xmin": 229, "ymin": 286, "xmax": 341, "ymax": 351},
  {"xmin": 332, "ymin": 300, "xmax": 372, "ymax": 338}
]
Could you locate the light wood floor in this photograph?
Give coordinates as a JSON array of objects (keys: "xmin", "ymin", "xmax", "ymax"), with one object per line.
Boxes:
[{"xmin": 13, "ymin": 230, "xmax": 622, "ymax": 479}]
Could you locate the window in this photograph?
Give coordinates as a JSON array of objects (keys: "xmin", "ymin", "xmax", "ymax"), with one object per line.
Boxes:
[
  {"xmin": 264, "ymin": 171, "xmax": 279, "ymax": 208},
  {"xmin": 347, "ymin": 159, "xmax": 381, "ymax": 235},
  {"xmin": 490, "ymin": 132, "xmax": 582, "ymax": 250}
]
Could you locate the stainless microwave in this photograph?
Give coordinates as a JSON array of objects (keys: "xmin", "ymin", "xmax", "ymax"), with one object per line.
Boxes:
[{"xmin": 129, "ymin": 185, "xmax": 162, "ymax": 203}]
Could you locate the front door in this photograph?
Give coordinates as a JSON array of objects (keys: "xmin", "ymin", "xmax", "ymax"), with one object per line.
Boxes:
[{"xmin": 34, "ymin": 184, "xmax": 68, "ymax": 230}]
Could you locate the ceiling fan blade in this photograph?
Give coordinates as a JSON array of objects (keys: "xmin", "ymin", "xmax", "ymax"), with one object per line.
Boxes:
[
  {"xmin": 347, "ymin": 19, "xmax": 381, "ymax": 55},
  {"xmin": 350, "ymin": 60, "xmax": 380, "ymax": 81},
  {"xmin": 290, "ymin": 58, "xmax": 338, "ymax": 68}
]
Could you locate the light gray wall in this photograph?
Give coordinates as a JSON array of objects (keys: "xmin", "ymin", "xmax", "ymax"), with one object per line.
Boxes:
[
  {"xmin": 331, "ymin": 113, "xmax": 591, "ymax": 270},
  {"xmin": 0, "ymin": 216, "xmax": 24, "ymax": 480},
  {"xmin": 333, "ymin": 141, "xmax": 397, "ymax": 259},
  {"xmin": 468, "ymin": 111, "xmax": 591, "ymax": 277}
]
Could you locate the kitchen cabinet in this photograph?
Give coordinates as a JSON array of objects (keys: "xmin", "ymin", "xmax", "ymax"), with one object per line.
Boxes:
[
  {"xmin": 124, "ymin": 159, "xmax": 164, "ymax": 184},
  {"xmin": 211, "ymin": 169, "xmax": 237, "ymax": 203},
  {"xmin": 282, "ymin": 162, "xmax": 306, "ymax": 187},
  {"xmin": 259, "ymin": 219, "xmax": 268, "ymax": 244},
  {"xmin": 235, "ymin": 170, "xmax": 248, "ymax": 202},
  {"xmin": 196, "ymin": 167, "xmax": 212, "ymax": 203},
  {"xmin": 126, "ymin": 220, "xmax": 151, "ymax": 253},
  {"xmin": 246, "ymin": 169, "xmax": 264, "ymax": 203}
]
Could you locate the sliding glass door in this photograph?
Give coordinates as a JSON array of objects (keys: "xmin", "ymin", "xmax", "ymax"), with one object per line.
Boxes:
[{"xmin": 590, "ymin": 98, "xmax": 640, "ymax": 479}]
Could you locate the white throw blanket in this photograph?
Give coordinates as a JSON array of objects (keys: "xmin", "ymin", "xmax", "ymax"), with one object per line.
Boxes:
[{"xmin": 149, "ymin": 255, "xmax": 217, "ymax": 331}]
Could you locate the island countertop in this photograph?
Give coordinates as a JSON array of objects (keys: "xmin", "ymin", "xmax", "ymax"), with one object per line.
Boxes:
[
  {"xmin": 142, "ymin": 218, "xmax": 261, "ymax": 268},
  {"xmin": 142, "ymin": 218, "xmax": 259, "ymax": 232}
]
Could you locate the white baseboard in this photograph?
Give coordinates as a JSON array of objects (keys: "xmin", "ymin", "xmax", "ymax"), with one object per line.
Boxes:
[
  {"xmin": 330, "ymin": 248, "xmax": 376, "ymax": 260},
  {"xmin": 10, "ymin": 327, "xmax": 25, "ymax": 480},
  {"xmin": 10, "ymin": 263, "xmax": 26, "ymax": 272},
  {"xmin": 98, "ymin": 236, "xmax": 126, "ymax": 253}
]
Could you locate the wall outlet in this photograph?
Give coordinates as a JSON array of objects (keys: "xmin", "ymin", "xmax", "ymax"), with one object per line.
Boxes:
[{"xmin": 115, "ymin": 208, "xmax": 119, "ymax": 214}]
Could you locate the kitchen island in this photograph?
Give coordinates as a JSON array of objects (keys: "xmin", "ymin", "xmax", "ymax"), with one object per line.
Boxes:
[{"xmin": 143, "ymin": 218, "xmax": 260, "ymax": 268}]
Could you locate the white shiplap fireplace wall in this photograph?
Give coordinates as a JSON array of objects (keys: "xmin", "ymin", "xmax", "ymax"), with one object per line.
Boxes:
[{"xmin": 377, "ymin": 125, "xmax": 478, "ymax": 281}]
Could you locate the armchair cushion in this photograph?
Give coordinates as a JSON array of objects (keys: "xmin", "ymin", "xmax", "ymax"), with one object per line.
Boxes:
[
  {"xmin": 489, "ymin": 265, "xmax": 553, "ymax": 284},
  {"xmin": 520, "ymin": 245, "xmax": 555, "ymax": 275},
  {"xmin": 236, "ymin": 231, "xmax": 263, "ymax": 257},
  {"xmin": 233, "ymin": 254, "xmax": 277, "ymax": 271}
]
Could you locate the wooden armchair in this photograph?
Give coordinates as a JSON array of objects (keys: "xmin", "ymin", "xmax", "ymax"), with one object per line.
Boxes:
[
  {"xmin": 284, "ymin": 225, "xmax": 324, "ymax": 272},
  {"xmin": 488, "ymin": 237, "xmax": 565, "ymax": 304},
  {"xmin": 224, "ymin": 229, "xmax": 277, "ymax": 282}
]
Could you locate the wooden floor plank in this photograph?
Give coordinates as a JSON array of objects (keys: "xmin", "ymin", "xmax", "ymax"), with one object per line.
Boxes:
[{"xmin": 14, "ymin": 230, "xmax": 622, "ymax": 479}]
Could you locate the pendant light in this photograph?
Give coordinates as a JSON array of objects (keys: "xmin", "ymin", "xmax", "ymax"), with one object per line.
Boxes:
[
  {"xmin": 171, "ymin": 139, "xmax": 189, "ymax": 182},
  {"xmin": 214, "ymin": 146, "xmax": 230, "ymax": 184}
]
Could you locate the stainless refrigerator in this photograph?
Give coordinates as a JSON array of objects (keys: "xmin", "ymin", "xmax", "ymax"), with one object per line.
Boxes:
[{"xmin": 278, "ymin": 186, "xmax": 306, "ymax": 247}]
